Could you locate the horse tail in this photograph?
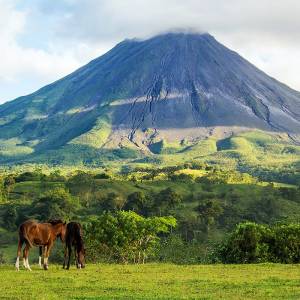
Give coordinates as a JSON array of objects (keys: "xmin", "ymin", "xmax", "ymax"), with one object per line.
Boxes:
[{"xmin": 19, "ymin": 223, "xmax": 33, "ymax": 248}]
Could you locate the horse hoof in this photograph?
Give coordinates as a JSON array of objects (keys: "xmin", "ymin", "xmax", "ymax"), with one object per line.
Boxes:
[{"xmin": 44, "ymin": 265, "xmax": 48, "ymax": 270}]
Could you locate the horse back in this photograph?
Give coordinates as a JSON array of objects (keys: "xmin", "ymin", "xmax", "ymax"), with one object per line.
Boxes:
[
  {"xmin": 19, "ymin": 220, "xmax": 52, "ymax": 246},
  {"xmin": 66, "ymin": 222, "xmax": 83, "ymax": 246}
]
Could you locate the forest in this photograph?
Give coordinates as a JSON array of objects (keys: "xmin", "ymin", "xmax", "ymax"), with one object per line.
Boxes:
[{"xmin": 1, "ymin": 162, "xmax": 300, "ymax": 265}]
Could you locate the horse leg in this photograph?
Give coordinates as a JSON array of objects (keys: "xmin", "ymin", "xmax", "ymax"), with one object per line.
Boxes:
[
  {"xmin": 63, "ymin": 246, "xmax": 68, "ymax": 269},
  {"xmin": 75, "ymin": 247, "xmax": 79, "ymax": 268},
  {"xmin": 38, "ymin": 246, "xmax": 43, "ymax": 268},
  {"xmin": 43, "ymin": 242, "xmax": 53, "ymax": 270},
  {"xmin": 75, "ymin": 248, "xmax": 82, "ymax": 269},
  {"xmin": 23, "ymin": 243, "xmax": 32, "ymax": 271},
  {"xmin": 15, "ymin": 239, "xmax": 23, "ymax": 271},
  {"xmin": 66, "ymin": 245, "xmax": 72, "ymax": 270},
  {"xmin": 42, "ymin": 245, "xmax": 47, "ymax": 269}
]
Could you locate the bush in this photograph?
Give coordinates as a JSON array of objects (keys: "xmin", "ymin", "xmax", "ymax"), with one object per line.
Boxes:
[
  {"xmin": 269, "ymin": 224, "xmax": 300, "ymax": 263},
  {"xmin": 156, "ymin": 234, "xmax": 206, "ymax": 264},
  {"xmin": 33, "ymin": 188, "xmax": 80, "ymax": 220},
  {"xmin": 0, "ymin": 252, "xmax": 6, "ymax": 264},
  {"xmin": 15, "ymin": 171, "xmax": 45, "ymax": 182},
  {"xmin": 217, "ymin": 222, "xmax": 272, "ymax": 263},
  {"xmin": 216, "ymin": 222, "xmax": 300, "ymax": 263},
  {"xmin": 84, "ymin": 211, "xmax": 176, "ymax": 263},
  {"xmin": 3, "ymin": 206, "xmax": 18, "ymax": 230},
  {"xmin": 94, "ymin": 173, "xmax": 110, "ymax": 179}
]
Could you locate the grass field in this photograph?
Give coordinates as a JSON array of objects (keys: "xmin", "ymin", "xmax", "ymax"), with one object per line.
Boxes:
[{"xmin": 0, "ymin": 264, "xmax": 299, "ymax": 299}]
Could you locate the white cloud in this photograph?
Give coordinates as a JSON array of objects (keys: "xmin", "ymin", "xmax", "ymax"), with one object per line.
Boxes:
[
  {"xmin": 0, "ymin": 0, "xmax": 108, "ymax": 102},
  {"xmin": 0, "ymin": 0, "xmax": 299, "ymax": 103}
]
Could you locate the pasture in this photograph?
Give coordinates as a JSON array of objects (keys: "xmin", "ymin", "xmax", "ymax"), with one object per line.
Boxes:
[{"xmin": 0, "ymin": 263, "xmax": 299, "ymax": 299}]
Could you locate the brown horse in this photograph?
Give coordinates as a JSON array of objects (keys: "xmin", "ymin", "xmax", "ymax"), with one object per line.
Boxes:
[
  {"xmin": 15, "ymin": 219, "xmax": 66, "ymax": 271},
  {"xmin": 63, "ymin": 222, "xmax": 85, "ymax": 269}
]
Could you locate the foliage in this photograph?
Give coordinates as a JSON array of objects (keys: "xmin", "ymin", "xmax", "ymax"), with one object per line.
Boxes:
[
  {"xmin": 15, "ymin": 171, "xmax": 45, "ymax": 182},
  {"xmin": 195, "ymin": 199, "xmax": 224, "ymax": 233},
  {"xmin": 32, "ymin": 188, "xmax": 79, "ymax": 220},
  {"xmin": 85, "ymin": 211, "xmax": 176, "ymax": 263},
  {"xmin": 3, "ymin": 206, "xmax": 18, "ymax": 230},
  {"xmin": 0, "ymin": 252, "xmax": 5, "ymax": 264},
  {"xmin": 269, "ymin": 224, "xmax": 300, "ymax": 263},
  {"xmin": 101, "ymin": 192, "xmax": 126, "ymax": 211},
  {"xmin": 154, "ymin": 187, "xmax": 183, "ymax": 214},
  {"xmin": 1, "ymin": 165, "xmax": 300, "ymax": 265},
  {"xmin": 124, "ymin": 191, "xmax": 150, "ymax": 215},
  {"xmin": 156, "ymin": 234, "xmax": 206, "ymax": 264},
  {"xmin": 216, "ymin": 222, "xmax": 300, "ymax": 263},
  {"xmin": 66, "ymin": 171, "xmax": 95, "ymax": 207},
  {"xmin": 216, "ymin": 222, "xmax": 272, "ymax": 263}
]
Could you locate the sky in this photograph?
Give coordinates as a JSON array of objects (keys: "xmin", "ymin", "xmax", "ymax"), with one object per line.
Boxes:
[{"xmin": 0, "ymin": 0, "xmax": 299, "ymax": 104}]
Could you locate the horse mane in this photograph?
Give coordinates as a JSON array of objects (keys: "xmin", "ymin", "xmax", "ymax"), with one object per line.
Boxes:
[{"xmin": 47, "ymin": 219, "xmax": 65, "ymax": 225}]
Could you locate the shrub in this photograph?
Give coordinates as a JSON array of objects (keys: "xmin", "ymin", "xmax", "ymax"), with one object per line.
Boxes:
[
  {"xmin": 33, "ymin": 188, "xmax": 79, "ymax": 220},
  {"xmin": 15, "ymin": 171, "xmax": 45, "ymax": 182},
  {"xmin": 156, "ymin": 234, "xmax": 206, "ymax": 264},
  {"xmin": 0, "ymin": 252, "xmax": 6, "ymax": 264},
  {"xmin": 217, "ymin": 222, "xmax": 272, "ymax": 263},
  {"xmin": 216, "ymin": 222, "xmax": 300, "ymax": 263},
  {"xmin": 84, "ymin": 211, "xmax": 176, "ymax": 263},
  {"xmin": 269, "ymin": 224, "xmax": 300, "ymax": 263}
]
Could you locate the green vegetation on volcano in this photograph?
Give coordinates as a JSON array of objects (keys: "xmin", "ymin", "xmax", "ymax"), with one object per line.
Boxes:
[{"xmin": 1, "ymin": 130, "xmax": 300, "ymax": 185}]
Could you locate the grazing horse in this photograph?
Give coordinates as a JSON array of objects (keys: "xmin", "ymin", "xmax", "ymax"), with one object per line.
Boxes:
[
  {"xmin": 63, "ymin": 222, "xmax": 85, "ymax": 269},
  {"xmin": 15, "ymin": 219, "xmax": 66, "ymax": 271}
]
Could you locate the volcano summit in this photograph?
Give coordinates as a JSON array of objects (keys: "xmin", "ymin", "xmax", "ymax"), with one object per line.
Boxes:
[{"xmin": 0, "ymin": 32, "xmax": 300, "ymax": 164}]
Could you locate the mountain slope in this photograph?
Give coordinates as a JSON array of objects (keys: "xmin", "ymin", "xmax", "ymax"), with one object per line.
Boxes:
[{"xmin": 0, "ymin": 32, "xmax": 300, "ymax": 166}]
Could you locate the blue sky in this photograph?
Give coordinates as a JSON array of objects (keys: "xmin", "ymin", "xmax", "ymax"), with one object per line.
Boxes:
[{"xmin": 0, "ymin": 0, "xmax": 299, "ymax": 103}]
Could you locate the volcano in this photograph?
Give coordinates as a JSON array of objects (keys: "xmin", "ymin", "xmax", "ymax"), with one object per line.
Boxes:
[{"xmin": 0, "ymin": 32, "xmax": 300, "ymax": 164}]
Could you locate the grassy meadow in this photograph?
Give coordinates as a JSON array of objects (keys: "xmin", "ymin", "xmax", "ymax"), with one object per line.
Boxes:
[{"xmin": 0, "ymin": 263, "xmax": 299, "ymax": 300}]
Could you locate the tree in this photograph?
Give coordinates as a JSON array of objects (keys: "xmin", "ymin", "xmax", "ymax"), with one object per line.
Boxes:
[
  {"xmin": 47, "ymin": 170, "xmax": 65, "ymax": 182},
  {"xmin": 124, "ymin": 191, "xmax": 149, "ymax": 215},
  {"xmin": 4, "ymin": 175, "xmax": 15, "ymax": 196},
  {"xmin": 15, "ymin": 171, "xmax": 45, "ymax": 182},
  {"xmin": 85, "ymin": 211, "xmax": 176, "ymax": 263},
  {"xmin": 66, "ymin": 171, "xmax": 95, "ymax": 207},
  {"xmin": 155, "ymin": 188, "xmax": 183, "ymax": 214},
  {"xmin": 195, "ymin": 199, "xmax": 223, "ymax": 233},
  {"xmin": 3, "ymin": 206, "xmax": 18, "ymax": 230},
  {"xmin": 34, "ymin": 188, "xmax": 79, "ymax": 220},
  {"xmin": 216, "ymin": 222, "xmax": 300, "ymax": 264},
  {"xmin": 216, "ymin": 222, "xmax": 272, "ymax": 263},
  {"xmin": 102, "ymin": 192, "xmax": 126, "ymax": 211},
  {"xmin": 0, "ymin": 177, "xmax": 6, "ymax": 202}
]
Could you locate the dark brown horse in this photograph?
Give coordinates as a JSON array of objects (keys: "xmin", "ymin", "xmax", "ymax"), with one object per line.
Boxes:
[
  {"xmin": 15, "ymin": 219, "xmax": 66, "ymax": 271},
  {"xmin": 63, "ymin": 222, "xmax": 85, "ymax": 269}
]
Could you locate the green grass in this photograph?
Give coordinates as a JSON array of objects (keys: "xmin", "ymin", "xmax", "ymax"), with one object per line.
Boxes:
[{"xmin": 0, "ymin": 264, "xmax": 299, "ymax": 299}]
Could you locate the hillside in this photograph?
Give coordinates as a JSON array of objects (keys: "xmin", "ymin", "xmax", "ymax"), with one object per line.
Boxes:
[{"xmin": 0, "ymin": 32, "xmax": 300, "ymax": 174}]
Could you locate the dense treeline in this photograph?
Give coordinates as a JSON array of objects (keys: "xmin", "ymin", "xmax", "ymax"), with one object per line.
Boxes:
[{"xmin": 0, "ymin": 166, "xmax": 300, "ymax": 264}]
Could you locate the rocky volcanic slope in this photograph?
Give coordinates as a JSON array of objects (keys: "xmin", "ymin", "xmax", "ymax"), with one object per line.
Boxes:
[{"xmin": 0, "ymin": 32, "xmax": 300, "ymax": 164}]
